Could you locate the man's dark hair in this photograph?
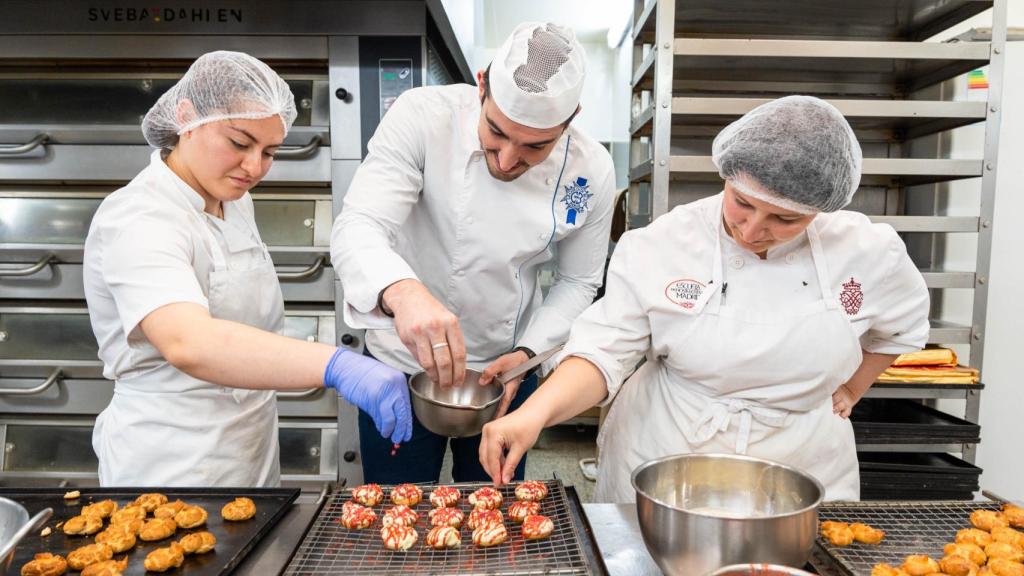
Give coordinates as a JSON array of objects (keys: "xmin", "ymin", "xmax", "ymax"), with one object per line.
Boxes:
[{"xmin": 481, "ymin": 64, "xmax": 579, "ymax": 128}]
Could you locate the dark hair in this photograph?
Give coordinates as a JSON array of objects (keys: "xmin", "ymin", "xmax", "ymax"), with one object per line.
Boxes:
[{"xmin": 481, "ymin": 64, "xmax": 579, "ymax": 128}]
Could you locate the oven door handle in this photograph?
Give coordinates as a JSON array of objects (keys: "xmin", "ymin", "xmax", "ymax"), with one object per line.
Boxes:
[
  {"xmin": 278, "ymin": 387, "xmax": 325, "ymax": 399},
  {"xmin": 0, "ymin": 368, "xmax": 63, "ymax": 396},
  {"xmin": 276, "ymin": 256, "xmax": 326, "ymax": 282},
  {"xmin": 0, "ymin": 255, "xmax": 56, "ymax": 277},
  {"xmin": 0, "ymin": 133, "xmax": 49, "ymax": 156},
  {"xmin": 274, "ymin": 135, "xmax": 322, "ymax": 160}
]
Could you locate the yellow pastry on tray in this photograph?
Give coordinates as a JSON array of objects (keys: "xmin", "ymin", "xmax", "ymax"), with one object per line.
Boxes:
[
  {"xmin": 20, "ymin": 553, "xmax": 68, "ymax": 576},
  {"xmin": 63, "ymin": 514, "xmax": 104, "ymax": 535},
  {"xmin": 109, "ymin": 505, "xmax": 146, "ymax": 525},
  {"xmin": 144, "ymin": 542, "xmax": 184, "ymax": 573},
  {"xmin": 133, "ymin": 492, "xmax": 168, "ymax": 513},
  {"xmin": 901, "ymin": 554, "xmax": 940, "ymax": 576},
  {"xmin": 81, "ymin": 499, "xmax": 118, "ymax": 519},
  {"xmin": 153, "ymin": 499, "xmax": 186, "ymax": 519},
  {"xmin": 66, "ymin": 543, "xmax": 113, "ymax": 571},
  {"xmin": 80, "ymin": 557, "xmax": 128, "ymax": 576},
  {"xmin": 222, "ymin": 497, "xmax": 257, "ymax": 521},
  {"xmin": 94, "ymin": 525, "xmax": 137, "ymax": 553},
  {"xmin": 174, "ymin": 504, "xmax": 208, "ymax": 528},
  {"xmin": 179, "ymin": 531, "xmax": 217, "ymax": 554},
  {"xmin": 139, "ymin": 517, "xmax": 177, "ymax": 541}
]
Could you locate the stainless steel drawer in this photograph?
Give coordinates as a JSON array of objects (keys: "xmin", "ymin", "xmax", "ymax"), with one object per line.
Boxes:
[
  {"xmin": 0, "ymin": 417, "xmax": 339, "ymax": 484},
  {"xmin": 0, "ymin": 306, "xmax": 103, "ymax": 380},
  {"xmin": 1, "ymin": 191, "xmax": 335, "ymax": 301}
]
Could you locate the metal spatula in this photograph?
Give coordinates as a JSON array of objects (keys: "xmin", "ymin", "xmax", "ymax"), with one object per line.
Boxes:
[{"xmin": 497, "ymin": 343, "xmax": 565, "ymax": 385}]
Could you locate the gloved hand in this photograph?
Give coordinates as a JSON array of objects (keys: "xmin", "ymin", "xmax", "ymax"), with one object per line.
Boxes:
[{"xmin": 324, "ymin": 348, "xmax": 412, "ymax": 443}]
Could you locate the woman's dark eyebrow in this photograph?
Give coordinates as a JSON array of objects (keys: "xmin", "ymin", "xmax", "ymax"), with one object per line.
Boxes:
[{"xmin": 228, "ymin": 126, "xmax": 281, "ymax": 148}]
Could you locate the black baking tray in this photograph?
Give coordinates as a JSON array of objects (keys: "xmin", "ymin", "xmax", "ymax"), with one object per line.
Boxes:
[
  {"xmin": 2, "ymin": 487, "xmax": 299, "ymax": 576},
  {"xmin": 850, "ymin": 399, "xmax": 981, "ymax": 443},
  {"xmin": 858, "ymin": 452, "xmax": 983, "ymax": 475}
]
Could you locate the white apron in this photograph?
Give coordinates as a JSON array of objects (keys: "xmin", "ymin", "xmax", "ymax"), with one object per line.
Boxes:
[
  {"xmin": 94, "ymin": 196, "xmax": 283, "ymax": 487},
  {"xmin": 594, "ymin": 216, "xmax": 862, "ymax": 503}
]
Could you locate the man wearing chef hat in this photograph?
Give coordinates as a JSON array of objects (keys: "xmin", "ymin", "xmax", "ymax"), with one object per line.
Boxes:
[{"xmin": 331, "ymin": 22, "xmax": 616, "ymax": 483}]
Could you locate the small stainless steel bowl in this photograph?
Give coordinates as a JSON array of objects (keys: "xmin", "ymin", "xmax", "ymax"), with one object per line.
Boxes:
[
  {"xmin": 408, "ymin": 368, "xmax": 504, "ymax": 437},
  {"xmin": 0, "ymin": 497, "xmax": 52, "ymax": 571},
  {"xmin": 710, "ymin": 564, "xmax": 816, "ymax": 576},
  {"xmin": 632, "ymin": 453, "xmax": 824, "ymax": 576}
]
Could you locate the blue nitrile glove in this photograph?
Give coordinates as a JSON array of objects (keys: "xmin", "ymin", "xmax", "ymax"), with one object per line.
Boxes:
[{"xmin": 323, "ymin": 348, "xmax": 412, "ymax": 444}]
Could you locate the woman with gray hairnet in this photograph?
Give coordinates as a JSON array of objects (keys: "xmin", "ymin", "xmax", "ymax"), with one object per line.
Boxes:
[
  {"xmin": 481, "ymin": 95, "xmax": 930, "ymax": 502},
  {"xmin": 82, "ymin": 51, "xmax": 411, "ymax": 487}
]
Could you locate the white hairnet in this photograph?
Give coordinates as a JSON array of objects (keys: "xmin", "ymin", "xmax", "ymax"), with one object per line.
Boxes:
[
  {"xmin": 142, "ymin": 50, "xmax": 296, "ymax": 149},
  {"xmin": 489, "ymin": 22, "xmax": 586, "ymax": 129},
  {"xmin": 712, "ymin": 95, "xmax": 863, "ymax": 214}
]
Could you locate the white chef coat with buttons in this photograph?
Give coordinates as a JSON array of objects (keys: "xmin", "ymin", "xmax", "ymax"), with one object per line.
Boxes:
[
  {"xmin": 561, "ymin": 192, "xmax": 930, "ymax": 502},
  {"xmin": 331, "ymin": 84, "xmax": 616, "ymax": 373}
]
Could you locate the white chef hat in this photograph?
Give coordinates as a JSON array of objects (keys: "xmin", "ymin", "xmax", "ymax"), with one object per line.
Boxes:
[{"xmin": 489, "ymin": 22, "xmax": 587, "ymax": 129}]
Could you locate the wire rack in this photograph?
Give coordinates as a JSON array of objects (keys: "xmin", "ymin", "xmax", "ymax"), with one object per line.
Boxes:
[
  {"xmin": 283, "ymin": 480, "xmax": 598, "ymax": 575},
  {"xmin": 815, "ymin": 499, "xmax": 1006, "ymax": 575}
]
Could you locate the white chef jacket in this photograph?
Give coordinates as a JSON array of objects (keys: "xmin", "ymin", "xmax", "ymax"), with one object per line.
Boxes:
[
  {"xmin": 565, "ymin": 193, "xmax": 931, "ymax": 397},
  {"xmin": 562, "ymin": 192, "xmax": 930, "ymax": 502},
  {"xmin": 331, "ymin": 84, "xmax": 616, "ymax": 373},
  {"xmin": 84, "ymin": 152, "xmax": 270, "ymax": 382}
]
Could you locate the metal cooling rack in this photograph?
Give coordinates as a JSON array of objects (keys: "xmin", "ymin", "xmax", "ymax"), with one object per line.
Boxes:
[
  {"xmin": 814, "ymin": 499, "xmax": 1006, "ymax": 575},
  {"xmin": 283, "ymin": 479, "xmax": 599, "ymax": 575}
]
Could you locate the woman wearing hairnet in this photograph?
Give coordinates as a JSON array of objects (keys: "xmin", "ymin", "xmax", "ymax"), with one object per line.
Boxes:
[
  {"xmin": 480, "ymin": 96, "xmax": 930, "ymax": 501},
  {"xmin": 83, "ymin": 51, "xmax": 412, "ymax": 487}
]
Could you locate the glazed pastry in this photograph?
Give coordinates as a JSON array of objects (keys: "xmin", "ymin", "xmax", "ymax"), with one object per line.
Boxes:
[
  {"xmin": 222, "ymin": 497, "xmax": 257, "ymax": 521},
  {"xmin": 993, "ymin": 527, "xmax": 1024, "ymax": 548},
  {"xmin": 94, "ymin": 526, "xmax": 137, "ymax": 553},
  {"xmin": 174, "ymin": 504, "xmax": 208, "ymax": 529},
  {"xmin": 972, "ymin": 510, "xmax": 1009, "ymax": 532},
  {"xmin": 81, "ymin": 500, "xmax": 118, "ymax": 519},
  {"xmin": 63, "ymin": 514, "xmax": 104, "ymax": 536},
  {"xmin": 340, "ymin": 502, "xmax": 377, "ymax": 529},
  {"xmin": 987, "ymin": 559, "xmax": 1024, "ymax": 576},
  {"xmin": 20, "ymin": 553, "xmax": 68, "ymax": 576},
  {"xmin": 179, "ymin": 531, "xmax": 217, "ymax": 554},
  {"xmin": 472, "ymin": 521, "xmax": 508, "ymax": 547},
  {"xmin": 467, "ymin": 508, "xmax": 503, "ymax": 531},
  {"xmin": 820, "ymin": 521, "xmax": 854, "ymax": 546},
  {"xmin": 959, "ymin": 528, "xmax": 996, "ymax": 547},
  {"xmin": 425, "ymin": 525, "xmax": 462, "ymax": 549},
  {"xmin": 508, "ymin": 501, "xmax": 541, "ymax": 523},
  {"xmin": 352, "ymin": 483, "xmax": 384, "ymax": 507},
  {"xmin": 390, "ymin": 483, "xmax": 423, "ymax": 507},
  {"xmin": 139, "ymin": 517, "xmax": 177, "ymax": 541},
  {"xmin": 382, "ymin": 505, "xmax": 419, "ymax": 527},
  {"xmin": 521, "ymin": 514, "xmax": 554, "ymax": 540},
  {"xmin": 429, "ymin": 486, "xmax": 461, "ymax": 508},
  {"xmin": 515, "ymin": 480, "xmax": 549, "ymax": 502},
  {"xmin": 133, "ymin": 493, "xmax": 168, "ymax": 513},
  {"xmin": 985, "ymin": 541, "xmax": 1024, "ymax": 563},
  {"xmin": 468, "ymin": 487, "xmax": 502, "ymax": 510},
  {"xmin": 939, "ymin": 553, "xmax": 980, "ymax": 576},
  {"xmin": 851, "ymin": 522, "xmax": 885, "ymax": 544},
  {"xmin": 109, "ymin": 505, "xmax": 146, "ymax": 525},
  {"xmin": 901, "ymin": 554, "xmax": 940, "ymax": 576},
  {"xmin": 153, "ymin": 499, "xmax": 186, "ymax": 519},
  {"xmin": 66, "ymin": 543, "xmax": 113, "ymax": 571},
  {"xmin": 143, "ymin": 542, "xmax": 184, "ymax": 572},
  {"xmin": 945, "ymin": 542, "xmax": 988, "ymax": 565},
  {"xmin": 1005, "ymin": 505, "xmax": 1024, "ymax": 529},
  {"xmin": 429, "ymin": 507, "xmax": 464, "ymax": 528},
  {"xmin": 380, "ymin": 525, "xmax": 418, "ymax": 551},
  {"xmin": 80, "ymin": 557, "xmax": 128, "ymax": 576}
]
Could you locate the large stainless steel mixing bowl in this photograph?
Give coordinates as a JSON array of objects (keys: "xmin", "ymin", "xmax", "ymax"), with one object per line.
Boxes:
[
  {"xmin": 409, "ymin": 368, "xmax": 504, "ymax": 437},
  {"xmin": 0, "ymin": 497, "xmax": 52, "ymax": 570},
  {"xmin": 632, "ymin": 453, "xmax": 824, "ymax": 576},
  {"xmin": 710, "ymin": 564, "xmax": 816, "ymax": 575}
]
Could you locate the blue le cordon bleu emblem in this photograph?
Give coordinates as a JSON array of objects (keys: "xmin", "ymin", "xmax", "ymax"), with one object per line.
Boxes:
[{"xmin": 561, "ymin": 176, "xmax": 593, "ymax": 225}]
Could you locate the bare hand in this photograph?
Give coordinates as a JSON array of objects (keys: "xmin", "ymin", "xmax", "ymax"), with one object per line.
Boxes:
[
  {"xmin": 479, "ymin": 409, "xmax": 545, "ymax": 486},
  {"xmin": 479, "ymin": 351, "xmax": 529, "ymax": 419},
  {"xmin": 832, "ymin": 383, "xmax": 857, "ymax": 419},
  {"xmin": 383, "ymin": 279, "xmax": 466, "ymax": 388}
]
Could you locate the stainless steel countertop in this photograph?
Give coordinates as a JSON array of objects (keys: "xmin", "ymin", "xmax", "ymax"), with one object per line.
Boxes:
[
  {"xmin": 234, "ymin": 488, "xmax": 325, "ymax": 574},
  {"xmin": 583, "ymin": 503, "xmax": 663, "ymax": 576}
]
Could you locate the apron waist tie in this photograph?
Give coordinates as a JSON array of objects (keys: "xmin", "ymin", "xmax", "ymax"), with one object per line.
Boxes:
[{"xmin": 690, "ymin": 398, "xmax": 790, "ymax": 454}]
